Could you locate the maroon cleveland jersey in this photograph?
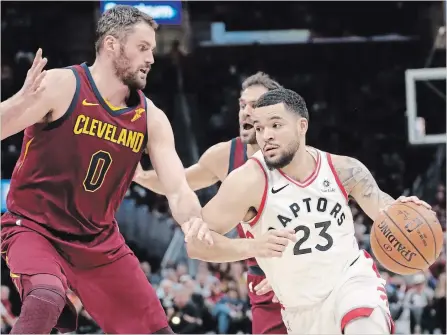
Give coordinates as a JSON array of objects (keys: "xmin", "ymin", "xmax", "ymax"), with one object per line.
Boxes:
[{"xmin": 5, "ymin": 63, "xmax": 147, "ymax": 267}]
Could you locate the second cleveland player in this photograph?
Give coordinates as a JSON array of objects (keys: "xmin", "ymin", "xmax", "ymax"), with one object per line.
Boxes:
[{"xmin": 134, "ymin": 72, "xmax": 287, "ymax": 334}]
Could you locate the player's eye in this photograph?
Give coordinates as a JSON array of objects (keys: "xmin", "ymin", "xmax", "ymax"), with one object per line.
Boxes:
[
  {"xmin": 273, "ymin": 123, "xmax": 281, "ymax": 128},
  {"xmin": 240, "ymin": 104, "xmax": 246, "ymax": 110},
  {"xmin": 255, "ymin": 126, "xmax": 262, "ymax": 132},
  {"xmin": 140, "ymin": 45, "xmax": 148, "ymax": 51}
]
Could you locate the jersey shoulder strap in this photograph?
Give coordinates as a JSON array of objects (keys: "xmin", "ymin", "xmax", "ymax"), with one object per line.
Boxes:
[{"xmin": 227, "ymin": 137, "xmax": 248, "ymax": 174}]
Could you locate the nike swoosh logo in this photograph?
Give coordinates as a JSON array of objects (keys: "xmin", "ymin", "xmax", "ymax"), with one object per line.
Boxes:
[
  {"xmin": 271, "ymin": 184, "xmax": 289, "ymax": 194},
  {"xmin": 82, "ymin": 99, "xmax": 99, "ymax": 106}
]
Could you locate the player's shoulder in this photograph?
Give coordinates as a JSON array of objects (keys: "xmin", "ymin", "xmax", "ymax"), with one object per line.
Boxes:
[
  {"xmin": 43, "ymin": 68, "xmax": 77, "ymax": 90},
  {"xmin": 327, "ymin": 153, "xmax": 366, "ymax": 171},
  {"xmin": 202, "ymin": 140, "xmax": 232, "ymax": 161},
  {"xmin": 327, "ymin": 152, "xmax": 370, "ymax": 192},
  {"xmin": 34, "ymin": 68, "xmax": 77, "ymax": 115},
  {"xmin": 227, "ymin": 157, "xmax": 265, "ymax": 187},
  {"xmin": 144, "ymin": 97, "xmax": 169, "ymax": 130}
]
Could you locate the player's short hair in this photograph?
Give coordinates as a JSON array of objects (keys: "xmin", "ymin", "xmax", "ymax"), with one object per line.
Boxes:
[
  {"xmin": 253, "ymin": 88, "xmax": 309, "ymax": 120},
  {"xmin": 95, "ymin": 5, "xmax": 158, "ymax": 53},
  {"xmin": 241, "ymin": 72, "xmax": 282, "ymax": 91}
]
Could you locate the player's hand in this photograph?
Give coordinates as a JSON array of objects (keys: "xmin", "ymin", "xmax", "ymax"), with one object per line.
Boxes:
[
  {"xmin": 254, "ymin": 279, "xmax": 280, "ymax": 303},
  {"xmin": 19, "ymin": 48, "xmax": 47, "ymax": 100},
  {"xmin": 395, "ymin": 195, "xmax": 431, "ymax": 210},
  {"xmin": 254, "ymin": 278, "xmax": 273, "ymax": 295},
  {"xmin": 182, "ymin": 217, "xmax": 214, "ymax": 246},
  {"xmin": 251, "ymin": 228, "xmax": 296, "ymax": 258}
]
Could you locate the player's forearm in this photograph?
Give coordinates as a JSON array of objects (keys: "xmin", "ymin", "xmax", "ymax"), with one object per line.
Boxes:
[
  {"xmin": 134, "ymin": 171, "xmax": 166, "ymax": 195},
  {"xmin": 356, "ymin": 189, "xmax": 395, "ymax": 222},
  {"xmin": 166, "ymin": 186, "xmax": 202, "ymax": 224},
  {"xmin": 186, "ymin": 231, "xmax": 253, "ymax": 262},
  {"xmin": 0, "ymin": 93, "xmax": 27, "ymax": 136}
]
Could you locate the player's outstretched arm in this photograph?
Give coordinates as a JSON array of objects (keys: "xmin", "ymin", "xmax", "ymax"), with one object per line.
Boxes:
[
  {"xmin": 186, "ymin": 161, "xmax": 296, "ymax": 262},
  {"xmin": 1, "ymin": 67, "xmax": 74, "ymax": 140},
  {"xmin": 332, "ymin": 154, "xmax": 431, "ymax": 221},
  {"xmin": 133, "ymin": 141, "xmax": 229, "ymax": 194},
  {"xmin": 1, "ymin": 49, "xmax": 48, "ymax": 139},
  {"xmin": 146, "ymin": 99, "xmax": 213, "ymax": 244}
]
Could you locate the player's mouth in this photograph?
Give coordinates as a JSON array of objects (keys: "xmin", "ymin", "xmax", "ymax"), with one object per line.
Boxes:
[
  {"xmin": 139, "ymin": 68, "xmax": 149, "ymax": 75},
  {"xmin": 264, "ymin": 144, "xmax": 279, "ymax": 152},
  {"xmin": 241, "ymin": 122, "xmax": 254, "ymax": 131}
]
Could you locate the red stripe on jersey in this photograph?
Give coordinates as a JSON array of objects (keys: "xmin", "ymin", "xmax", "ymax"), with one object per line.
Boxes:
[
  {"xmin": 278, "ymin": 150, "xmax": 321, "ymax": 188},
  {"xmin": 326, "ymin": 153, "xmax": 348, "ymax": 201}
]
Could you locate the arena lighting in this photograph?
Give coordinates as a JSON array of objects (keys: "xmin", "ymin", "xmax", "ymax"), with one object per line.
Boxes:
[
  {"xmin": 405, "ymin": 67, "xmax": 447, "ymax": 145},
  {"xmin": 1, "ymin": 179, "xmax": 10, "ymax": 212},
  {"xmin": 100, "ymin": 1, "xmax": 182, "ymax": 25}
]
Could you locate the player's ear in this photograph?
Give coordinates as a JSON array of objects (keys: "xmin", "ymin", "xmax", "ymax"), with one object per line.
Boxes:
[
  {"xmin": 103, "ymin": 35, "xmax": 119, "ymax": 53},
  {"xmin": 297, "ymin": 117, "xmax": 308, "ymax": 136}
]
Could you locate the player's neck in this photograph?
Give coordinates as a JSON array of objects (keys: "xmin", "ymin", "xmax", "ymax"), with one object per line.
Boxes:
[
  {"xmin": 89, "ymin": 60, "xmax": 130, "ymax": 106},
  {"xmin": 247, "ymin": 143, "xmax": 260, "ymax": 157},
  {"xmin": 280, "ymin": 145, "xmax": 317, "ymax": 183}
]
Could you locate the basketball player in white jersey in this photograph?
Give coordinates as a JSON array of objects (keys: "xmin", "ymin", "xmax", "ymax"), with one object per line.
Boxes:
[{"xmin": 186, "ymin": 88, "xmax": 432, "ymax": 334}]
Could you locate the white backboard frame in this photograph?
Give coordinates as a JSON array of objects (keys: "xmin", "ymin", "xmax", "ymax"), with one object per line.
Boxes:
[{"xmin": 405, "ymin": 67, "xmax": 447, "ymax": 145}]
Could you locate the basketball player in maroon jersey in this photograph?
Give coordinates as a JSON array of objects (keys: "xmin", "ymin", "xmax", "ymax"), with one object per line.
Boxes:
[
  {"xmin": 134, "ymin": 72, "xmax": 289, "ymax": 334},
  {"xmin": 1, "ymin": 49, "xmax": 47, "ymax": 133},
  {"xmin": 0, "ymin": 6, "xmax": 223, "ymax": 334}
]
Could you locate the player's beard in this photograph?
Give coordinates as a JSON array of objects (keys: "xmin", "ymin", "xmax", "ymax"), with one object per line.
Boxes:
[
  {"xmin": 264, "ymin": 138, "xmax": 300, "ymax": 170},
  {"xmin": 240, "ymin": 130, "xmax": 257, "ymax": 145},
  {"xmin": 113, "ymin": 45, "xmax": 145, "ymax": 90}
]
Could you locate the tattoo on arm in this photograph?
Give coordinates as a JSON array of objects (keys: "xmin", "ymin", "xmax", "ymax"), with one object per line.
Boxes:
[{"xmin": 334, "ymin": 155, "xmax": 394, "ymax": 213}]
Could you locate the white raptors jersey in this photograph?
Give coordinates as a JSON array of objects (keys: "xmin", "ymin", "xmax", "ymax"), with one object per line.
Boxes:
[{"xmin": 241, "ymin": 148, "xmax": 360, "ymax": 308}]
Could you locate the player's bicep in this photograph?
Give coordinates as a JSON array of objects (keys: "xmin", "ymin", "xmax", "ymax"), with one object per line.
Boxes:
[
  {"xmin": 187, "ymin": 142, "xmax": 230, "ymax": 190},
  {"xmin": 333, "ymin": 155, "xmax": 394, "ymax": 220},
  {"xmin": 202, "ymin": 163, "xmax": 261, "ymax": 235},
  {"xmin": 146, "ymin": 101, "xmax": 188, "ymax": 196},
  {"xmin": 2, "ymin": 69, "xmax": 73, "ymax": 139}
]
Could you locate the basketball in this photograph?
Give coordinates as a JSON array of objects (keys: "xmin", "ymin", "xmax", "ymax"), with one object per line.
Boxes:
[{"xmin": 370, "ymin": 201, "xmax": 444, "ymax": 275}]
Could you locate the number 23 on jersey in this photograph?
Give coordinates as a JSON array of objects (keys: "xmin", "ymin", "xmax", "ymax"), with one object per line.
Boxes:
[{"xmin": 246, "ymin": 222, "xmax": 336, "ymax": 256}]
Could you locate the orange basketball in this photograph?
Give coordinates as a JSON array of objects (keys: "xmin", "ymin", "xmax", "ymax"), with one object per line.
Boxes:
[{"xmin": 370, "ymin": 201, "xmax": 444, "ymax": 275}]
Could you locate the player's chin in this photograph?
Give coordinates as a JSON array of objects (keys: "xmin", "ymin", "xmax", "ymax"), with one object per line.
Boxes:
[
  {"xmin": 240, "ymin": 132, "xmax": 256, "ymax": 145},
  {"xmin": 135, "ymin": 77, "xmax": 147, "ymax": 90}
]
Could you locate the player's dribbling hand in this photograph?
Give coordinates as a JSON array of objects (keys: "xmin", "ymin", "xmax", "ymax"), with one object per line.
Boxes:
[
  {"xmin": 182, "ymin": 217, "xmax": 214, "ymax": 246},
  {"xmin": 19, "ymin": 48, "xmax": 48, "ymax": 100},
  {"xmin": 395, "ymin": 195, "xmax": 431, "ymax": 210},
  {"xmin": 253, "ymin": 228, "xmax": 296, "ymax": 258}
]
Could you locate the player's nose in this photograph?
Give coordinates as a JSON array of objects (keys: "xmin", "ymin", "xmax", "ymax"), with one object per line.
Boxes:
[
  {"xmin": 263, "ymin": 128, "xmax": 274, "ymax": 141},
  {"xmin": 145, "ymin": 53, "xmax": 154, "ymax": 65}
]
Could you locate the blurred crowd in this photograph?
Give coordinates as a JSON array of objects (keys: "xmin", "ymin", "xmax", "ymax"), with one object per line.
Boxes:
[{"xmin": 1, "ymin": 1, "xmax": 446, "ymax": 334}]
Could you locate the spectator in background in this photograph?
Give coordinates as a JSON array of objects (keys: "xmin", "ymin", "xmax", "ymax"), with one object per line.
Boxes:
[
  {"xmin": 433, "ymin": 184, "xmax": 446, "ymax": 231},
  {"xmin": 176, "ymin": 262, "xmax": 189, "ymax": 278},
  {"xmin": 140, "ymin": 261, "xmax": 161, "ymax": 285},
  {"xmin": 66, "ymin": 291, "xmax": 101, "ymax": 334},
  {"xmin": 403, "ymin": 273, "xmax": 435, "ymax": 334},
  {"xmin": 433, "ymin": 271, "xmax": 446, "ymax": 333},
  {"xmin": 0, "ymin": 286, "xmax": 16, "ymax": 333},
  {"xmin": 229, "ymin": 262, "xmax": 248, "ymax": 298},
  {"xmin": 157, "ymin": 279, "xmax": 175, "ymax": 309},
  {"xmin": 168, "ymin": 285, "xmax": 202, "ymax": 333}
]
